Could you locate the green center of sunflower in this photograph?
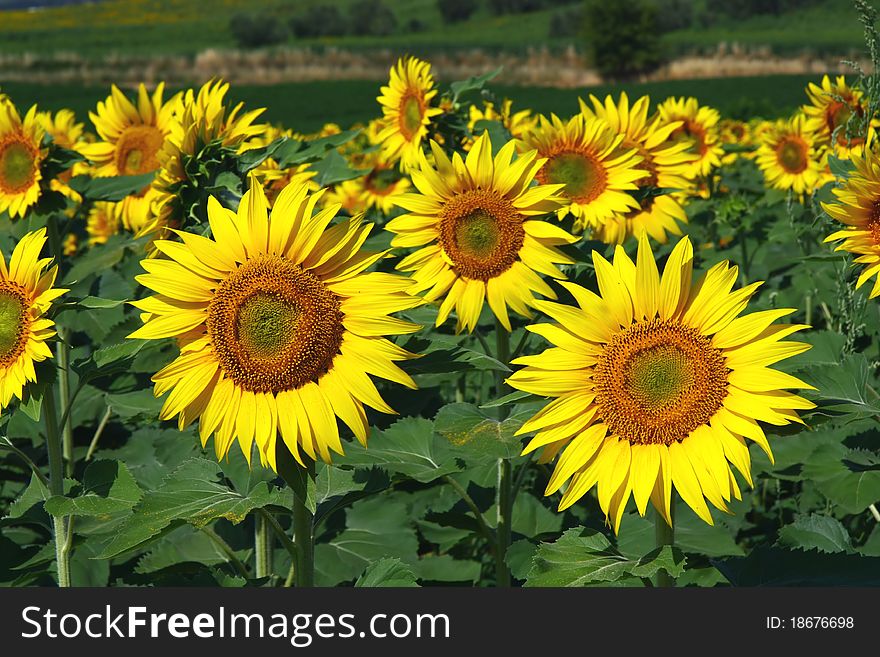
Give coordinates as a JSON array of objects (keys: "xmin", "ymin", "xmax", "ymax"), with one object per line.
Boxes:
[
  {"xmin": 777, "ymin": 138, "xmax": 808, "ymax": 174},
  {"xmin": 236, "ymin": 293, "xmax": 301, "ymax": 359},
  {"xmin": 543, "ymin": 151, "xmax": 607, "ymax": 203},
  {"xmin": 624, "ymin": 345, "xmax": 696, "ymax": 412},
  {"xmin": 593, "ymin": 319, "xmax": 729, "ymax": 445},
  {"xmin": 207, "ymin": 255, "xmax": 344, "ymax": 393},
  {"xmin": 438, "ymin": 189, "xmax": 525, "ymax": 281},
  {"xmin": 116, "ymin": 125, "xmax": 163, "ymax": 176},
  {"xmin": 0, "ymin": 285, "xmax": 30, "ymax": 367},
  {"xmin": 0, "ymin": 140, "xmax": 36, "ymax": 192},
  {"xmin": 400, "ymin": 94, "xmax": 424, "ymax": 139},
  {"xmin": 454, "ymin": 209, "xmax": 501, "ymax": 258}
]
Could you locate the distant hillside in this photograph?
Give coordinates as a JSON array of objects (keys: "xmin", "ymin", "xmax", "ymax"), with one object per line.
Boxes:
[{"xmin": 0, "ymin": 0, "xmax": 869, "ymax": 59}]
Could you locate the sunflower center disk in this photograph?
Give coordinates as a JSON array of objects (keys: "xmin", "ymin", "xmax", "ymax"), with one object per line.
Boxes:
[
  {"xmin": 776, "ymin": 138, "xmax": 808, "ymax": 174},
  {"xmin": 0, "ymin": 140, "xmax": 37, "ymax": 193},
  {"xmin": 399, "ymin": 94, "xmax": 424, "ymax": 139},
  {"xmin": 0, "ymin": 285, "xmax": 30, "ymax": 367},
  {"xmin": 544, "ymin": 151, "xmax": 607, "ymax": 203},
  {"xmin": 594, "ymin": 319, "xmax": 729, "ymax": 446},
  {"xmin": 207, "ymin": 255, "xmax": 344, "ymax": 393},
  {"xmin": 116, "ymin": 125, "xmax": 164, "ymax": 175},
  {"xmin": 439, "ymin": 189, "xmax": 524, "ymax": 281}
]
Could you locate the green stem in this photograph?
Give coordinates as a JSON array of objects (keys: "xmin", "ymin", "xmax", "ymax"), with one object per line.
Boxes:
[
  {"xmin": 85, "ymin": 406, "xmax": 112, "ymax": 462},
  {"xmin": 493, "ymin": 318, "xmax": 512, "ymax": 587},
  {"xmin": 56, "ymin": 335, "xmax": 74, "ymax": 477},
  {"xmin": 654, "ymin": 498, "xmax": 676, "ymax": 588},
  {"xmin": 443, "ymin": 475, "xmax": 496, "ymax": 548},
  {"xmin": 292, "ymin": 459, "xmax": 316, "ymax": 587},
  {"xmin": 44, "ymin": 386, "xmax": 70, "ymax": 587},
  {"xmin": 254, "ymin": 511, "xmax": 272, "ymax": 580},
  {"xmin": 199, "ymin": 526, "xmax": 250, "ymax": 580}
]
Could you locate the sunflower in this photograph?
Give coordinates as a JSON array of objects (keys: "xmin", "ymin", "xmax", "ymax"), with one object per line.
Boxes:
[
  {"xmin": 0, "ymin": 229, "xmax": 66, "ymax": 409},
  {"xmin": 344, "ymin": 151, "xmax": 412, "ymax": 214},
  {"xmin": 755, "ymin": 114, "xmax": 826, "ymax": 196},
  {"xmin": 0, "ymin": 103, "xmax": 46, "ymax": 220},
  {"xmin": 507, "ymin": 234, "xmax": 814, "ymax": 530},
  {"xmin": 517, "ymin": 113, "xmax": 647, "ymax": 234},
  {"xmin": 86, "ymin": 201, "xmax": 122, "ymax": 245},
  {"xmin": 657, "ymin": 96, "xmax": 723, "ymax": 178},
  {"xmin": 251, "ymin": 125, "xmax": 318, "ymax": 205},
  {"xmin": 718, "ymin": 119, "xmax": 753, "ymax": 165},
  {"xmin": 375, "ymin": 56, "xmax": 443, "ymax": 171},
  {"xmin": 150, "ymin": 79, "xmax": 266, "ymax": 239},
  {"xmin": 37, "ymin": 108, "xmax": 90, "ymax": 201},
  {"xmin": 823, "ymin": 148, "xmax": 880, "ymax": 297},
  {"xmin": 128, "ymin": 177, "xmax": 421, "ymax": 468},
  {"xmin": 803, "ymin": 75, "xmax": 869, "ymax": 159},
  {"xmin": 387, "ymin": 132, "xmax": 575, "ymax": 333},
  {"xmin": 580, "ymin": 93, "xmax": 696, "ymax": 245}
]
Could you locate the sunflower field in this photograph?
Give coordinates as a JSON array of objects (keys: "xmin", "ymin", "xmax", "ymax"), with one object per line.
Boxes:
[{"xmin": 3, "ymin": 15, "xmax": 880, "ymax": 591}]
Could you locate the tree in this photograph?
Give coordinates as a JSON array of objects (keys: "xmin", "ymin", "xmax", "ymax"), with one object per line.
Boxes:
[
  {"xmin": 229, "ymin": 13, "xmax": 288, "ymax": 49},
  {"xmin": 583, "ymin": 0, "xmax": 664, "ymax": 81},
  {"xmin": 349, "ymin": 0, "xmax": 398, "ymax": 36},
  {"xmin": 289, "ymin": 5, "xmax": 348, "ymax": 38}
]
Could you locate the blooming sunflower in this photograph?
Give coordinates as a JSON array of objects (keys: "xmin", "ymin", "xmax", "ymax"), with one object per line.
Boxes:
[
  {"xmin": 0, "ymin": 103, "xmax": 46, "ymax": 220},
  {"xmin": 657, "ymin": 96, "xmax": 724, "ymax": 178},
  {"xmin": 343, "ymin": 151, "xmax": 412, "ymax": 215},
  {"xmin": 823, "ymin": 148, "xmax": 880, "ymax": 298},
  {"xmin": 37, "ymin": 108, "xmax": 90, "ymax": 201},
  {"xmin": 580, "ymin": 93, "xmax": 696, "ymax": 245},
  {"xmin": 803, "ymin": 75, "xmax": 869, "ymax": 159},
  {"xmin": 86, "ymin": 201, "xmax": 122, "ymax": 245},
  {"xmin": 150, "ymin": 79, "xmax": 266, "ymax": 239},
  {"xmin": 507, "ymin": 234, "xmax": 814, "ymax": 530},
  {"xmin": 517, "ymin": 113, "xmax": 647, "ymax": 234},
  {"xmin": 128, "ymin": 177, "xmax": 421, "ymax": 469},
  {"xmin": 387, "ymin": 132, "xmax": 575, "ymax": 333},
  {"xmin": 375, "ymin": 56, "xmax": 443, "ymax": 171},
  {"xmin": 0, "ymin": 229, "xmax": 66, "ymax": 409},
  {"xmin": 755, "ymin": 115, "xmax": 826, "ymax": 196}
]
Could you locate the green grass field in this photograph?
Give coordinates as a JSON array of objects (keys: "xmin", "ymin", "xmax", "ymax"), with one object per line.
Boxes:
[
  {"xmin": 0, "ymin": 0, "xmax": 867, "ymax": 57},
  {"xmin": 1, "ymin": 75, "xmax": 823, "ymax": 133}
]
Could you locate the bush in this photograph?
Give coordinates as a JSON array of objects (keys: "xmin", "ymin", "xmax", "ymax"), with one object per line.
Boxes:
[
  {"xmin": 437, "ymin": 0, "xmax": 478, "ymax": 24},
  {"xmin": 289, "ymin": 5, "xmax": 348, "ymax": 38},
  {"xmin": 584, "ymin": 0, "xmax": 664, "ymax": 81},
  {"xmin": 349, "ymin": 0, "xmax": 398, "ymax": 36},
  {"xmin": 652, "ymin": 0, "xmax": 694, "ymax": 32},
  {"xmin": 229, "ymin": 12, "xmax": 288, "ymax": 49}
]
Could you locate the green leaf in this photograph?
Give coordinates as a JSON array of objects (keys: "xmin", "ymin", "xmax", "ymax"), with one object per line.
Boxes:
[
  {"xmin": 103, "ymin": 389, "xmax": 163, "ymax": 419},
  {"xmin": 412, "ymin": 554, "xmax": 481, "ymax": 584},
  {"xmin": 335, "ymin": 417, "xmax": 460, "ymax": 483},
  {"xmin": 355, "ymin": 557, "xmax": 419, "ymax": 587},
  {"xmin": 629, "ymin": 546, "xmax": 687, "ymax": 579},
  {"xmin": 92, "ymin": 340, "xmax": 146, "ymax": 369},
  {"xmin": 98, "ymin": 458, "xmax": 284, "ymax": 559},
  {"xmin": 802, "ymin": 443, "xmax": 880, "ymax": 514},
  {"xmin": 135, "ymin": 525, "xmax": 239, "ymax": 574},
  {"xmin": 7, "ymin": 473, "xmax": 51, "ymax": 519},
  {"xmin": 315, "ymin": 496, "xmax": 418, "ymax": 586},
  {"xmin": 715, "ymin": 547, "xmax": 880, "ymax": 585},
  {"xmin": 434, "ymin": 402, "xmax": 524, "ymax": 462},
  {"xmin": 68, "ymin": 172, "xmax": 155, "ymax": 201},
  {"xmin": 450, "ymin": 68, "xmax": 501, "ymax": 102},
  {"xmin": 800, "ymin": 354, "xmax": 880, "ymax": 416},
  {"xmin": 78, "ymin": 296, "xmax": 127, "ymax": 309},
  {"xmin": 827, "ymin": 155, "xmax": 856, "ymax": 178},
  {"xmin": 777, "ymin": 514, "xmax": 853, "ymax": 553},
  {"xmin": 524, "ymin": 527, "xmax": 635, "ymax": 587},
  {"xmin": 44, "ymin": 460, "xmax": 142, "ymax": 518},
  {"xmin": 309, "ymin": 150, "xmax": 370, "ymax": 187},
  {"xmin": 273, "ymin": 130, "xmax": 360, "ymax": 168},
  {"xmin": 64, "ymin": 236, "xmax": 140, "ymax": 285}
]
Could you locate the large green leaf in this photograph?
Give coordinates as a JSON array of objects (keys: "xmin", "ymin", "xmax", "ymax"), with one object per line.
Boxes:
[
  {"xmin": 525, "ymin": 527, "xmax": 684, "ymax": 587},
  {"xmin": 98, "ymin": 458, "xmax": 285, "ymax": 559},
  {"xmin": 68, "ymin": 172, "xmax": 155, "ymax": 201},
  {"xmin": 802, "ymin": 443, "xmax": 880, "ymax": 514},
  {"xmin": 44, "ymin": 460, "xmax": 142, "ymax": 518},
  {"xmin": 355, "ymin": 557, "xmax": 419, "ymax": 587},
  {"xmin": 434, "ymin": 402, "xmax": 525, "ymax": 462},
  {"xmin": 777, "ymin": 514, "xmax": 853, "ymax": 553},
  {"xmin": 315, "ymin": 496, "xmax": 419, "ymax": 586},
  {"xmin": 335, "ymin": 417, "xmax": 460, "ymax": 483}
]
